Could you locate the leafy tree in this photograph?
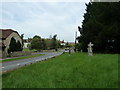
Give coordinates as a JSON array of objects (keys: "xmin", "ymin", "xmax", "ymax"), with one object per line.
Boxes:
[
  {"xmin": 16, "ymin": 41, "xmax": 22, "ymax": 51},
  {"xmin": 77, "ymin": 2, "xmax": 120, "ymax": 53},
  {"xmin": 20, "ymin": 34, "xmax": 24, "ymax": 50},
  {"xmin": 8, "ymin": 37, "xmax": 16, "ymax": 53},
  {"xmin": 51, "ymin": 34, "xmax": 58, "ymax": 51},
  {"xmin": 75, "ymin": 43, "xmax": 81, "ymax": 51},
  {"xmin": 57, "ymin": 40, "xmax": 61, "ymax": 48},
  {"xmin": 41, "ymin": 39, "xmax": 46, "ymax": 50},
  {"xmin": 45, "ymin": 39, "xmax": 52, "ymax": 49},
  {"xmin": 8, "ymin": 37, "xmax": 22, "ymax": 53},
  {"xmin": 65, "ymin": 42, "xmax": 71, "ymax": 48},
  {"xmin": 31, "ymin": 35, "xmax": 42, "ymax": 51},
  {"xmin": 30, "ymin": 35, "xmax": 61, "ymax": 51}
]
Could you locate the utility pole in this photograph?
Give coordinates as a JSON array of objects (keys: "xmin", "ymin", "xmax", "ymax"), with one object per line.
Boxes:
[
  {"xmin": 75, "ymin": 31, "xmax": 77, "ymax": 44},
  {"xmin": 74, "ymin": 31, "xmax": 77, "ymax": 52}
]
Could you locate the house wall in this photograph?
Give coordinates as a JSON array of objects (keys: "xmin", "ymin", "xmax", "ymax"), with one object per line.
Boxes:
[
  {"xmin": 61, "ymin": 43, "xmax": 66, "ymax": 46},
  {"xmin": 23, "ymin": 43, "xmax": 30, "ymax": 48},
  {"xmin": 3, "ymin": 32, "xmax": 22, "ymax": 56}
]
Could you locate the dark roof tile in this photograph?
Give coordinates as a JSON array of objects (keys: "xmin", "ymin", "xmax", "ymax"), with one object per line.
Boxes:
[{"xmin": 0, "ymin": 29, "xmax": 20, "ymax": 39}]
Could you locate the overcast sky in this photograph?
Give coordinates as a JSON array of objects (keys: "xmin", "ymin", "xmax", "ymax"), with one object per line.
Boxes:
[{"xmin": 1, "ymin": 1, "xmax": 89, "ymax": 42}]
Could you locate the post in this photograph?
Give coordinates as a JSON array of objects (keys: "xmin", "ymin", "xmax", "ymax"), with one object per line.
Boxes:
[
  {"xmin": 69, "ymin": 47, "xmax": 71, "ymax": 54},
  {"xmin": 74, "ymin": 31, "xmax": 77, "ymax": 52}
]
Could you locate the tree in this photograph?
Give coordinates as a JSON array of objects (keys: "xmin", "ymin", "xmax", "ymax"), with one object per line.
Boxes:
[
  {"xmin": 20, "ymin": 34, "xmax": 24, "ymax": 51},
  {"xmin": 77, "ymin": 2, "xmax": 120, "ymax": 53},
  {"xmin": 31, "ymin": 35, "xmax": 42, "ymax": 51},
  {"xmin": 45, "ymin": 39, "xmax": 52, "ymax": 49},
  {"xmin": 65, "ymin": 42, "xmax": 71, "ymax": 48},
  {"xmin": 41, "ymin": 39, "xmax": 46, "ymax": 50},
  {"xmin": 8, "ymin": 37, "xmax": 22, "ymax": 53},
  {"xmin": 16, "ymin": 41, "xmax": 22, "ymax": 51},
  {"xmin": 51, "ymin": 34, "xmax": 58, "ymax": 51},
  {"xmin": 8, "ymin": 37, "xmax": 16, "ymax": 53}
]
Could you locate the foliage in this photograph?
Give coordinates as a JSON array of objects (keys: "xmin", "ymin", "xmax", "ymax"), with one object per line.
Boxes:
[
  {"xmin": 51, "ymin": 34, "xmax": 58, "ymax": 51},
  {"xmin": 31, "ymin": 35, "xmax": 43, "ymax": 51},
  {"xmin": 8, "ymin": 37, "xmax": 16, "ymax": 53},
  {"xmin": 44, "ymin": 35, "xmax": 60, "ymax": 50},
  {"xmin": 65, "ymin": 42, "xmax": 73, "ymax": 48},
  {"xmin": 20, "ymin": 34, "xmax": 24, "ymax": 50},
  {"xmin": 77, "ymin": 2, "xmax": 120, "ymax": 53},
  {"xmin": 30, "ymin": 35, "xmax": 60, "ymax": 51},
  {"xmin": 16, "ymin": 41, "xmax": 23, "ymax": 51},
  {"xmin": 45, "ymin": 39, "xmax": 53, "ymax": 49},
  {"xmin": 75, "ymin": 43, "xmax": 81, "ymax": 51},
  {"xmin": 8, "ymin": 37, "xmax": 22, "ymax": 53},
  {"xmin": 41, "ymin": 39, "xmax": 46, "ymax": 50},
  {"xmin": 2, "ymin": 53, "xmax": 118, "ymax": 88}
]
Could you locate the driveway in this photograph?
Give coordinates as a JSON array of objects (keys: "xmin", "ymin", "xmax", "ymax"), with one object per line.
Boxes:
[{"xmin": 2, "ymin": 50, "xmax": 65, "ymax": 72}]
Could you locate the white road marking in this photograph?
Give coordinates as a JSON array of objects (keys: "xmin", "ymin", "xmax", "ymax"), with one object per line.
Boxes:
[{"xmin": 2, "ymin": 67, "xmax": 5, "ymax": 68}]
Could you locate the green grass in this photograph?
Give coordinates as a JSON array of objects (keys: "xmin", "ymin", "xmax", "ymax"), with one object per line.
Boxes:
[
  {"xmin": 1, "ymin": 54, "xmax": 44, "ymax": 63},
  {"xmin": 23, "ymin": 48, "xmax": 37, "ymax": 52},
  {"xmin": 2, "ymin": 53, "xmax": 118, "ymax": 88}
]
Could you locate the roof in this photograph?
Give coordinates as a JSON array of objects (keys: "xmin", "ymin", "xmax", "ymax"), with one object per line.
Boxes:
[
  {"xmin": 23, "ymin": 39, "xmax": 32, "ymax": 43},
  {"xmin": 68, "ymin": 42, "xmax": 75, "ymax": 45},
  {"xmin": 60, "ymin": 40, "xmax": 65, "ymax": 43},
  {"xmin": 0, "ymin": 29, "xmax": 21, "ymax": 39}
]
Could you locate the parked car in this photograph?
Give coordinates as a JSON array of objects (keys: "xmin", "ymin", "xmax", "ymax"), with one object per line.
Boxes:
[{"xmin": 64, "ymin": 48, "xmax": 69, "ymax": 52}]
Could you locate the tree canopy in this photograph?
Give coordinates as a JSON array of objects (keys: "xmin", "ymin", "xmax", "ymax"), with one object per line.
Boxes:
[
  {"xmin": 51, "ymin": 34, "xmax": 58, "ymax": 51},
  {"xmin": 77, "ymin": 2, "xmax": 120, "ymax": 53},
  {"xmin": 30, "ymin": 35, "xmax": 60, "ymax": 51},
  {"xmin": 31, "ymin": 35, "xmax": 43, "ymax": 51},
  {"xmin": 8, "ymin": 37, "xmax": 23, "ymax": 53}
]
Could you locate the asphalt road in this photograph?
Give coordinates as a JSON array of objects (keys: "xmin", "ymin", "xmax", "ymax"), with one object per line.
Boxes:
[{"xmin": 2, "ymin": 50, "xmax": 65, "ymax": 72}]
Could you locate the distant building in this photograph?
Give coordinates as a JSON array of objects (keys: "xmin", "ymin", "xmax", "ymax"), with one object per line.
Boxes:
[
  {"xmin": 0, "ymin": 29, "xmax": 22, "ymax": 57},
  {"xmin": 23, "ymin": 39, "xmax": 32, "ymax": 48},
  {"xmin": 60, "ymin": 40, "xmax": 66, "ymax": 46},
  {"xmin": 68, "ymin": 42, "xmax": 75, "ymax": 46}
]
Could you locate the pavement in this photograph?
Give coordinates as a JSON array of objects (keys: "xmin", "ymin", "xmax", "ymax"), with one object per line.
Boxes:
[{"xmin": 2, "ymin": 50, "xmax": 65, "ymax": 72}]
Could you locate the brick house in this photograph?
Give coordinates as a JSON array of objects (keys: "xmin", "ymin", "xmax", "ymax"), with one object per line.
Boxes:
[{"xmin": 0, "ymin": 29, "xmax": 22, "ymax": 58}]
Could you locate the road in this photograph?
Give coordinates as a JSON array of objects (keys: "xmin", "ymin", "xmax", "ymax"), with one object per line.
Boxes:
[{"xmin": 2, "ymin": 50, "xmax": 65, "ymax": 72}]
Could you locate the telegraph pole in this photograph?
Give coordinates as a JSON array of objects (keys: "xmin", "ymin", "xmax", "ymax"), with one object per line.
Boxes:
[
  {"xmin": 75, "ymin": 31, "xmax": 77, "ymax": 44},
  {"xmin": 74, "ymin": 31, "xmax": 77, "ymax": 52}
]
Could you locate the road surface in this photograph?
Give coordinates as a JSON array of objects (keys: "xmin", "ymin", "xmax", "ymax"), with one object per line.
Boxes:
[{"xmin": 2, "ymin": 50, "xmax": 65, "ymax": 72}]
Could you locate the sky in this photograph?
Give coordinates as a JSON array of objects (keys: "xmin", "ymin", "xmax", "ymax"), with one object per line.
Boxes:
[{"xmin": 1, "ymin": 1, "xmax": 89, "ymax": 42}]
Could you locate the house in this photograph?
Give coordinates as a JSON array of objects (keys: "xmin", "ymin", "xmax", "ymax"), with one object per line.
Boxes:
[
  {"xmin": 23, "ymin": 38, "xmax": 32, "ymax": 48},
  {"xmin": 0, "ymin": 29, "xmax": 22, "ymax": 57},
  {"xmin": 68, "ymin": 42, "xmax": 75, "ymax": 46},
  {"xmin": 60, "ymin": 40, "xmax": 66, "ymax": 46}
]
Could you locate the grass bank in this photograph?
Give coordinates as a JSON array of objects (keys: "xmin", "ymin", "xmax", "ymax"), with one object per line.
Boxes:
[
  {"xmin": 23, "ymin": 48, "xmax": 37, "ymax": 52},
  {"xmin": 2, "ymin": 53, "xmax": 118, "ymax": 88},
  {"xmin": 1, "ymin": 54, "xmax": 44, "ymax": 63}
]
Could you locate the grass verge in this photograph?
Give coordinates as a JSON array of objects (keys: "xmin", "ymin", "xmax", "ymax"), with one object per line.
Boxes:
[
  {"xmin": 23, "ymin": 48, "xmax": 37, "ymax": 52},
  {"xmin": 1, "ymin": 54, "xmax": 44, "ymax": 63},
  {"xmin": 2, "ymin": 53, "xmax": 118, "ymax": 88}
]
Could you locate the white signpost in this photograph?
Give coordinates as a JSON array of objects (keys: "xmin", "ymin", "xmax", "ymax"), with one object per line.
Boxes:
[{"xmin": 87, "ymin": 42, "xmax": 93, "ymax": 56}]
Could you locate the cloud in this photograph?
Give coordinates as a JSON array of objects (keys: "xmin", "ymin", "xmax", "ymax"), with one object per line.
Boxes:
[
  {"xmin": 1, "ymin": 2, "xmax": 87, "ymax": 42},
  {"xmin": 2, "ymin": 0, "xmax": 90, "ymax": 2}
]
